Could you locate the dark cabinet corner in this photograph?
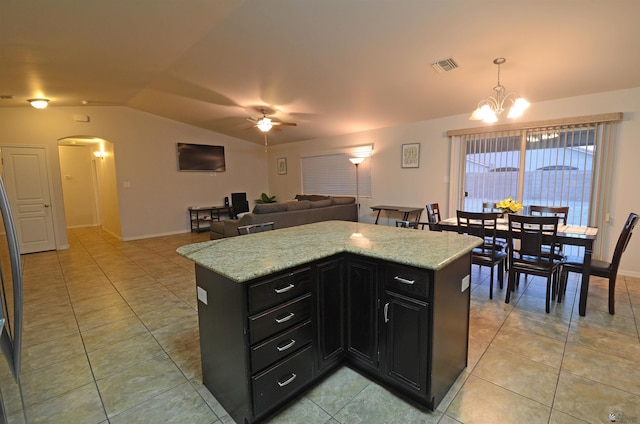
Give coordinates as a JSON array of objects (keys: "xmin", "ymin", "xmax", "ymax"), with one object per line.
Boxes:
[
  {"xmin": 346, "ymin": 256, "xmax": 379, "ymax": 371},
  {"xmin": 315, "ymin": 257, "xmax": 345, "ymax": 373}
]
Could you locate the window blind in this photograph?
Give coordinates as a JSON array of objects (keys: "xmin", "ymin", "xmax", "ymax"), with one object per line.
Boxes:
[
  {"xmin": 448, "ymin": 113, "xmax": 621, "ymax": 258},
  {"xmin": 301, "ymin": 153, "xmax": 371, "ymax": 196}
]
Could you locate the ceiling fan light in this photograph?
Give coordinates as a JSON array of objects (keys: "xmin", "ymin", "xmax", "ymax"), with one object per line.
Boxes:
[{"xmin": 257, "ymin": 117, "xmax": 272, "ymax": 132}]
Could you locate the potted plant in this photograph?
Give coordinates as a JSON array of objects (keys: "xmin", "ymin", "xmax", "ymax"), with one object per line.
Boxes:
[
  {"xmin": 255, "ymin": 193, "xmax": 277, "ymax": 204},
  {"xmin": 496, "ymin": 197, "xmax": 524, "ymax": 216}
]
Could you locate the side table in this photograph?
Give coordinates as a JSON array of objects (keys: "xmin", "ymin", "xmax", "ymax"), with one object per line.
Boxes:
[{"xmin": 188, "ymin": 206, "xmax": 234, "ymax": 232}]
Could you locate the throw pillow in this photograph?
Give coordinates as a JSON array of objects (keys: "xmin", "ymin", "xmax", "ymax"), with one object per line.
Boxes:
[
  {"xmin": 295, "ymin": 194, "xmax": 330, "ymax": 202},
  {"xmin": 253, "ymin": 203, "xmax": 287, "ymax": 214},
  {"xmin": 285, "ymin": 200, "xmax": 311, "ymax": 211},
  {"xmin": 309, "ymin": 199, "xmax": 332, "ymax": 208},
  {"xmin": 331, "ymin": 197, "xmax": 356, "ymax": 205}
]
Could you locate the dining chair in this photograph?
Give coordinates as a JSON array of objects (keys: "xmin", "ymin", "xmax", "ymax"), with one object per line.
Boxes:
[
  {"xmin": 482, "ymin": 202, "xmax": 500, "ymax": 213},
  {"xmin": 426, "ymin": 203, "xmax": 442, "ymax": 231},
  {"xmin": 456, "ymin": 210, "xmax": 507, "ymax": 299},
  {"xmin": 237, "ymin": 221, "xmax": 275, "ymax": 235},
  {"xmin": 504, "ymin": 214, "xmax": 563, "ymax": 313},
  {"xmin": 231, "ymin": 192, "xmax": 250, "ymax": 218},
  {"xmin": 481, "ymin": 201, "xmax": 509, "ymax": 268},
  {"xmin": 529, "ymin": 205, "xmax": 569, "ymax": 259},
  {"xmin": 529, "ymin": 205, "xmax": 569, "ymax": 224},
  {"xmin": 395, "ymin": 220, "xmax": 428, "ymax": 229},
  {"xmin": 558, "ymin": 212, "xmax": 638, "ymax": 314}
]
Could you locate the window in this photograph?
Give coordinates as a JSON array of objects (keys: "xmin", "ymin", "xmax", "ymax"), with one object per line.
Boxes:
[
  {"xmin": 301, "ymin": 153, "xmax": 371, "ymax": 196},
  {"xmin": 448, "ymin": 113, "xmax": 622, "ymax": 257}
]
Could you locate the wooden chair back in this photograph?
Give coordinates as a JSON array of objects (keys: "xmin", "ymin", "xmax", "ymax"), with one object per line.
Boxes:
[{"xmin": 529, "ymin": 205, "xmax": 569, "ymax": 225}]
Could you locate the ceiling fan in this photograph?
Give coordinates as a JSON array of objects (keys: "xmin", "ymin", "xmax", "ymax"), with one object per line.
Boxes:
[{"xmin": 247, "ymin": 109, "xmax": 297, "ymax": 133}]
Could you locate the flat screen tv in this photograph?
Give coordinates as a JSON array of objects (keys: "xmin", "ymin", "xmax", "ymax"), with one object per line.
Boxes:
[{"xmin": 177, "ymin": 143, "xmax": 226, "ymax": 171}]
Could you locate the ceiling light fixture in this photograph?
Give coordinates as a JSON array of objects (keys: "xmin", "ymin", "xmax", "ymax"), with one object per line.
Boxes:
[
  {"xmin": 28, "ymin": 98, "xmax": 49, "ymax": 109},
  {"xmin": 470, "ymin": 58, "xmax": 529, "ymax": 124},
  {"xmin": 256, "ymin": 117, "xmax": 272, "ymax": 132}
]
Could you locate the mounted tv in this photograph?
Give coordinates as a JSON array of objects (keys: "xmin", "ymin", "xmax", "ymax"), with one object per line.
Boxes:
[{"xmin": 177, "ymin": 143, "xmax": 226, "ymax": 172}]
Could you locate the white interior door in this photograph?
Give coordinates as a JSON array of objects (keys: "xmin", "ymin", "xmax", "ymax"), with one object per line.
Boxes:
[{"xmin": 1, "ymin": 147, "xmax": 56, "ymax": 253}]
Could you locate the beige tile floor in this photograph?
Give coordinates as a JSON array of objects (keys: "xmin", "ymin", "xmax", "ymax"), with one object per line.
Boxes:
[{"xmin": 2, "ymin": 226, "xmax": 639, "ymax": 423}]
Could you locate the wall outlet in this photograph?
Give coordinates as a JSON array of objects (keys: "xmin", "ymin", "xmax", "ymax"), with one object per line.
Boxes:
[
  {"xmin": 197, "ymin": 286, "xmax": 208, "ymax": 305},
  {"xmin": 461, "ymin": 275, "xmax": 470, "ymax": 292}
]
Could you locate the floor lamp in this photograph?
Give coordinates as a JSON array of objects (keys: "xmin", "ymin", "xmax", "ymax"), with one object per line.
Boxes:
[{"xmin": 349, "ymin": 157, "xmax": 364, "ymax": 221}]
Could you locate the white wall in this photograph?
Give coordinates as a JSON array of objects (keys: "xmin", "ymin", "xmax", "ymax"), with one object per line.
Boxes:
[
  {"xmin": 1, "ymin": 90, "xmax": 638, "ymax": 275},
  {"xmin": 0, "ymin": 106, "xmax": 269, "ymax": 245},
  {"xmin": 267, "ymin": 87, "xmax": 640, "ymax": 277}
]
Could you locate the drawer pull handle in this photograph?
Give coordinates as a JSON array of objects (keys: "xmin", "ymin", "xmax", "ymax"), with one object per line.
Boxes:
[
  {"xmin": 275, "ymin": 312, "xmax": 295, "ymax": 324},
  {"xmin": 276, "ymin": 339, "xmax": 296, "ymax": 352},
  {"xmin": 274, "ymin": 284, "xmax": 295, "ymax": 294},
  {"xmin": 394, "ymin": 276, "xmax": 415, "ymax": 285},
  {"xmin": 277, "ymin": 373, "xmax": 297, "ymax": 387}
]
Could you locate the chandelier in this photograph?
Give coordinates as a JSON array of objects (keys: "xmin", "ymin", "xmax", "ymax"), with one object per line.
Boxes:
[{"xmin": 469, "ymin": 57, "xmax": 529, "ymax": 123}]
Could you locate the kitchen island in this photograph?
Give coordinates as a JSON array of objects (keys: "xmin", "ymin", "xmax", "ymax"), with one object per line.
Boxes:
[{"xmin": 178, "ymin": 220, "xmax": 482, "ymax": 424}]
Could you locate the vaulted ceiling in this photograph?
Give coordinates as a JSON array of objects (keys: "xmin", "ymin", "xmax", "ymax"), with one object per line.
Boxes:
[{"xmin": 2, "ymin": 1, "xmax": 640, "ymax": 146}]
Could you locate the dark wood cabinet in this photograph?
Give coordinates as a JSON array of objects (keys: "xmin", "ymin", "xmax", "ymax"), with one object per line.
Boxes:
[
  {"xmin": 195, "ymin": 252, "xmax": 471, "ymax": 423},
  {"xmin": 381, "ymin": 265, "xmax": 431, "ymax": 400},
  {"xmin": 315, "ymin": 257, "xmax": 345, "ymax": 372},
  {"xmin": 346, "ymin": 257, "xmax": 379, "ymax": 371},
  {"xmin": 195, "ymin": 264, "xmax": 315, "ymax": 424}
]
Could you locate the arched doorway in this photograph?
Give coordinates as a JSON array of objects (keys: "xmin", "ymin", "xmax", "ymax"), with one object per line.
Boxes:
[{"xmin": 57, "ymin": 136, "xmax": 122, "ymax": 239}]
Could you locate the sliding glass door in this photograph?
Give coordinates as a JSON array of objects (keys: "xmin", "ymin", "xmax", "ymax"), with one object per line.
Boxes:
[
  {"xmin": 463, "ymin": 126, "xmax": 595, "ymax": 226},
  {"xmin": 448, "ymin": 113, "xmax": 622, "ymax": 258}
]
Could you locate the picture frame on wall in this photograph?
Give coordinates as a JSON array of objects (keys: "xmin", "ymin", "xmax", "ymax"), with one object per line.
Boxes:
[
  {"xmin": 277, "ymin": 157, "xmax": 287, "ymax": 175},
  {"xmin": 401, "ymin": 143, "xmax": 420, "ymax": 168}
]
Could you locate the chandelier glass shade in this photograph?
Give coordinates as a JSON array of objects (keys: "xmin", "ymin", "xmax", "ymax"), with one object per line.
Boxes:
[{"xmin": 470, "ymin": 58, "xmax": 529, "ymax": 123}]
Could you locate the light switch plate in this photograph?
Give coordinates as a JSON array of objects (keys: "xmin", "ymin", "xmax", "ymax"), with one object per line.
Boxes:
[
  {"xmin": 197, "ymin": 286, "xmax": 208, "ymax": 305},
  {"xmin": 461, "ymin": 275, "xmax": 470, "ymax": 292}
]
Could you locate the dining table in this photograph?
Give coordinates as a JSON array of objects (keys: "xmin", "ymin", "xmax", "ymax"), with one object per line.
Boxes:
[{"xmin": 434, "ymin": 217, "xmax": 598, "ymax": 316}]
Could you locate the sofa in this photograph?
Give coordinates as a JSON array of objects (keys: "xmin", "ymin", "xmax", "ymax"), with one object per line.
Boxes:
[{"xmin": 209, "ymin": 194, "xmax": 357, "ymax": 239}]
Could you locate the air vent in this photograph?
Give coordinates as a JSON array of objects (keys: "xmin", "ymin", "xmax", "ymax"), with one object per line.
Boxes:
[
  {"xmin": 0, "ymin": 95, "xmax": 13, "ymax": 100},
  {"xmin": 431, "ymin": 58, "xmax": 459, "ymax": 73}
]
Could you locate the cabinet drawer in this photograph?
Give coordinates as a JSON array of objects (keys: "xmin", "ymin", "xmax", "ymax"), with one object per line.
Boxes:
[
  {"xmin": 252, "ymin": 345, "xmax": 313, "ymax": 417},
  {"xmin": 250, "ymin": 320, "xmax": 312, "ymax": 373},
  {"xmin": 249, "ymin": 294, "xmax": 311, "ymax": 344},
  {"xmin": 248, "ymin": 267, "xmax": 311, "ymax": 314},
  {"xmin": 385, "ymin": 264, "xmax": 431, "ymax": 299}
]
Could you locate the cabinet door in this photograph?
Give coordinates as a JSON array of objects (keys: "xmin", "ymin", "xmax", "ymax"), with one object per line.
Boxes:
[
  {"xmin": 382, "ymin": 290, "xmax": 430, "ymax": 397},
  {"xmin": 315, "ymin": 258, "xmax": 345, "ymax": 371},
  {"xmin": 346, "ymin": 258, "xmax": 379, "ymax": 370}
]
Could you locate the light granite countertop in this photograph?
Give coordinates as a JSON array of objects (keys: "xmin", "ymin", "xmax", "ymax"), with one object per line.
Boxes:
[{"xmin": 177, "ymin": 220, "xmax": 482, "ymax": 282}]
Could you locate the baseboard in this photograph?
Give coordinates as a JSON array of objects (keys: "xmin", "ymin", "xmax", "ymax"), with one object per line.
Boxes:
[{"xmin": 121, "ymin": 229, "xmax": 192, "ymax": 241}]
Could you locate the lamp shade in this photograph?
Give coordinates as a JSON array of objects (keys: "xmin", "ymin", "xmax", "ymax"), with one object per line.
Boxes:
[{"xmin": 349, "ymin": 157, "xmax": 365, "ymax": 165}]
